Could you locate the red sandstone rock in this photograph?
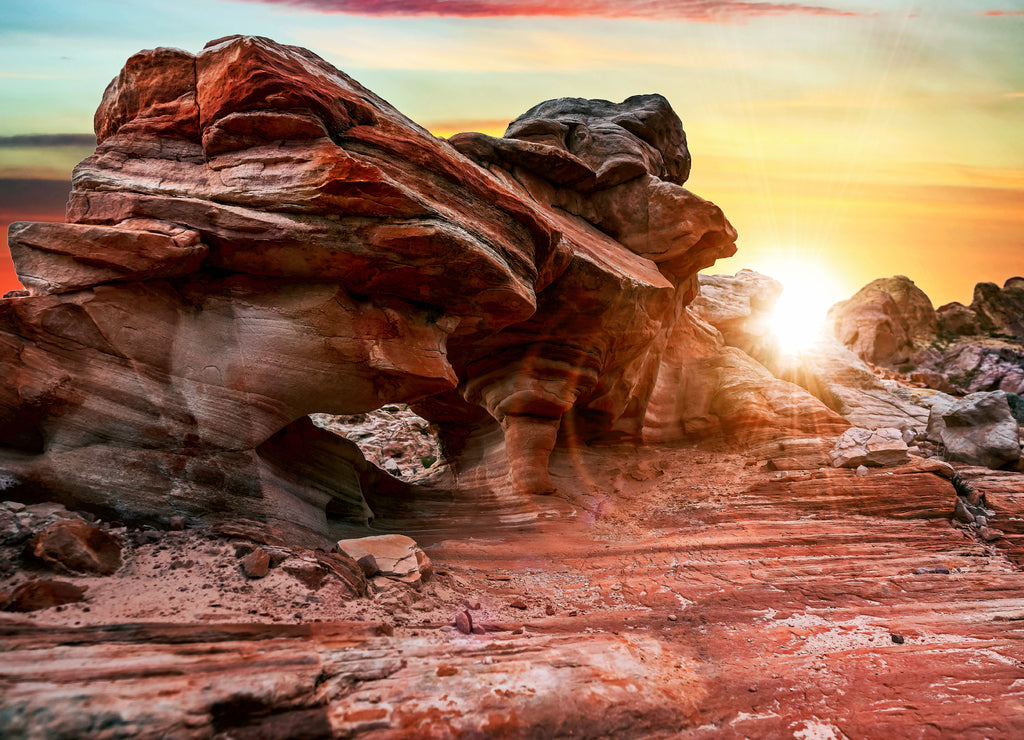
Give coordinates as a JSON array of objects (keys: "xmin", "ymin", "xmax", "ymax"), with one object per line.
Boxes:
[
  {"xmin": 827, "ymin": 275, "xmax": 937, "ymax": 366},
  {"xmin": 2, "ymin": 579, "xmax": 86, "ymax": 611},
  {"xmin": 7, "ymin": 222, "xmax": 207, "ymax": 296},
  {"xmin": 1, "ymin": 35, "xmax": 842, "ymax": 547},
  {"xmin": 30, "ymin": 520, "xmax": 122, "ymax": 575},
  {"xmin": 455, "ymin": 610, "xmax": 473, "ymax": 634},
  {"xmin": 240, "ymin": 548, "xmax": 270, "ymax": 579}
]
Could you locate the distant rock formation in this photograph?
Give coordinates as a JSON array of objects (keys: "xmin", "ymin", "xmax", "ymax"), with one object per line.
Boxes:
[
  {"xmin": 827, "ymin": 275, "xmax": 1024, "ymax": 397},
  {"xmin": 692, "ymin": 270, "xmax": 931, "ymax": 433},
  {"xmin": 937, "ymin": 277, "xmax": 1024, "ymax": 339},
  {"xmin": 815, "ymin": 274, "xmax": 1023, "ymax": 469},
  {"xmin": 0, "ymin": 36, "xmax": 848, "ymax": 543},
  {"xmin": 826, "ymin": 275, "xmax": 936, "ymax": 367}
]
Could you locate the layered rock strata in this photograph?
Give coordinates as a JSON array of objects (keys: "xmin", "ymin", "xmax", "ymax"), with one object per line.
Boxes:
[{"xmin": 1, "ymin": 36, "xmax": 847, "ymax": 542}]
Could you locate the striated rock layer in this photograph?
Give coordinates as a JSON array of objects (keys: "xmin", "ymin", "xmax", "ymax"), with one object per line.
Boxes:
[
  {"xmin": 3, "ymin": 448, "xmax": 1024, "ymax": 738},
  {"xmin": 0, "ymin": 36, "xmax": 848, "ymax": 543}
]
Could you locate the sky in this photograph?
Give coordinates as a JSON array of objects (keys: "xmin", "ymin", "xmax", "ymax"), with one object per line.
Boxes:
[{"xmin": 1, "ymin": 0, "xmax": 1022, "ymax": 309}]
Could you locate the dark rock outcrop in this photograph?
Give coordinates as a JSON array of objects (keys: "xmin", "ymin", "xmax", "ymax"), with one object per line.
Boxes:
[{"xmin": 970, "ymin": 278, "xmax": 1024, "ymax": 337}]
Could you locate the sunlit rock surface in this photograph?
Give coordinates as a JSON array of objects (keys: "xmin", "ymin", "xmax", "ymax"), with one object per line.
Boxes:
[
  {"xmin": 827, "ymin": 275, "xmax": 936, "ymax": 367},
  {"xmin": 2, "ymin": 35, "xmax": 1024, "ymax": 740},
  {"xmin": 0, "ymin": 35, "xmax": 853, "ymax": 544}
]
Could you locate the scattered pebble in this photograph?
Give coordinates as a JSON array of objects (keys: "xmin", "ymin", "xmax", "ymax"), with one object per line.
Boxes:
[{"xmin": 455, "ymin": 610, "xmax": 473, "ymax": 635}]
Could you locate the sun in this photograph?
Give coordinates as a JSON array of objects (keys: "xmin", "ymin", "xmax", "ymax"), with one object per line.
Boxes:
[{"xmin": 762, "ymin": 260, "xmax": 846, "ymax": 355}]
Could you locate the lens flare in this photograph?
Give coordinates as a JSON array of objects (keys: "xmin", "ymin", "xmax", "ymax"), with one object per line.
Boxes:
[{"xmin": 765, "ymin": 261, "xmax": 845, "ymax": 355}]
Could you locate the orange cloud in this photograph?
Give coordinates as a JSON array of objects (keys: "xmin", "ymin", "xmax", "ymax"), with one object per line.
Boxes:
[
  {"xmin": 241, "ymin": 0, "xmax": 868, "ymax": 21},
  {"xmin": 978, "ymin": 10, "xmax": 1024, "ymax": 15}
]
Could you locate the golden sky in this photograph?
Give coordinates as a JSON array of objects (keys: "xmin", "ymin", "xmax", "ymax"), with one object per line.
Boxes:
[{"xmin": 1, "ymin": 0, "xmax": 1022, "ymax": 306}]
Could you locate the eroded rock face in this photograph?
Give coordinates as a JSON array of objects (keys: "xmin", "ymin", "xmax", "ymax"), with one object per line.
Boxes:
[
  {"xmin": 0, "ymin": 35, "xmax": 836, "ymax": 543},
  {"xmin": 690, "ymin": 270, "xmax": 782, "ymax": 363}
]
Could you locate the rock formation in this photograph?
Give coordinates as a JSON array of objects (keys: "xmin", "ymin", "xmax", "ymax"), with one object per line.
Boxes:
[
  {"xmin": 1, "ymin": 35, "xmax": 851, "ymax": 545},
  {"xmin": 969, "ymin": 278, "xmax": 1024, "ymax": 337},
  {"xmin": 691, "ymin": 270, "xmax": 932, "ymax": 432},
  {"xmin": 690, "ymin": 269, "xmax": 781, "ymax": 362},
  {"xmin": 4, "ymin": 36, "xmax": 1024, "ymax": 740},
  {"xmin": 828, "ymin": 276, "xmax": 1024, "ymax": 393},
  {"xmin": 826, "ymin": 275, "xmax": 936, "ymax": 366}
]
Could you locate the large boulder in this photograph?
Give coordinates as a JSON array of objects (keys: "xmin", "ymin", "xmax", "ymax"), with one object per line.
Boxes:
[
  {"xmin": 29, "ymin": 519, "xmax": 122, "ymax": 575},
  {"xmin": 929, "ymin": 391, "xmax": 1021, "ymax": 469},
  {"xmin": 829, "ymin": 427, "xmax": 910, "ymax": 468},
  {"xmin": 827, "ymin": 276, "xmax": 936, "ymax": 366},
  {"xmin": 336, "ymin": 534, "xmax": 431, "ymax": 585}
]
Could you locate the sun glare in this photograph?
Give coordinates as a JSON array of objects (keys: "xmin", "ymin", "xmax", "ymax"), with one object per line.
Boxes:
[{"xmin": 764, "ymin": 261, "xmax": 845, "ymax": 355}]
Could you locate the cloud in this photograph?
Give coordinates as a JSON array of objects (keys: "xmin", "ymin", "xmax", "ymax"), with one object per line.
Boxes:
[
  {"xmin": 240, "ymin": 0, "xmax": 868, "ymax": 21},
  {"xmin": 0, "ymin": 134, "xmax": 96, "ymax": 148},
  {"xmin": 978, "ymin": 10, "xmax": 1024, "ymax": 16}
]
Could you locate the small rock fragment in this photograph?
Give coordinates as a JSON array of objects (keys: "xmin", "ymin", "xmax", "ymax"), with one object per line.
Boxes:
[
  {"xmin": 855, "ymin": 465, "xmax": 869, "ymax": 477},
  {"xmin": 668, "ymin": 614, "xmax": 678, "ymax": 622},
  {"xmin": 979, "ymin": 527, "xmax": 1001, "ymax": 542},
  {"xmin": 355, "ymin": 554, "xmax": 379, "ymax": 577},
  {"xmin": 455, "ymin": 610, "xmax": 473, "ymax": 634},
  {"xmin": 953, "ymin": 498, "xmax": 975, "ymax": 524},
  {"xmin": 890, "ymin": 633, "xmax": 905, "ymax": 644},
  {"xmin": 168, "ymin": 515, "xmax": 186, "ymax": 531},
  {"xmin": 545, "ymin": 604, "xmax": 556, "ymax": 616},
  {"xmin": 282, "ymin": 557, "xmax": 327, "ymax": 589},
  {"xmin": 509, "ymin": 599, "xmax": 528, "ymax": 610},
  {"xmin": 241, "ymin": 548, "xmax": 271, "ymax": 578}
]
